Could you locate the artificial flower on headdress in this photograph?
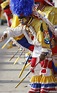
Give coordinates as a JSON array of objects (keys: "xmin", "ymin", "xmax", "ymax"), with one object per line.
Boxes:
[{"xmin": 10, "ymin": 0, "xmax": 34, "ymax": 17}]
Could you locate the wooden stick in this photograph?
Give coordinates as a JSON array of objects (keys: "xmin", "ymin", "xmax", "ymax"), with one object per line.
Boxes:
[
  {"xmin": 25, "ymin": 63, "xmax": 30, "ymax": 68},
  {"xmin": 14, "ymin": 49, "xmax": 25, "ymax": 64},
  {"xmin": 9, "ymin": 49, "xmax": 19, "ymax": 61},
  {"xmin": 1, "ymin": 38, "xmax": 11, "ymax": 49},
  {"xmin": 15, "ymin": 71, "xmax": 31, "ymax": 88},
  {"xmin": 15, "ymin": 62, "xmax": 40, "ymax": 88},
  {"xmin": 18, "ymin": 55, "xmax": 31, "ymax": 78}
]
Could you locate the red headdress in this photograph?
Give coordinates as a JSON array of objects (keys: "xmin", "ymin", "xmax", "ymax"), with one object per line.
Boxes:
[{"xmin": 35, "ymin": 0, "xmax": 53, "ymax": 6}]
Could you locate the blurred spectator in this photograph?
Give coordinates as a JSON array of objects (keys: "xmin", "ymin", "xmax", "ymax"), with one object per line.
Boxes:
[{"xmin": 0, "ymin": 0, "xmax": 7, "ymax": 25}]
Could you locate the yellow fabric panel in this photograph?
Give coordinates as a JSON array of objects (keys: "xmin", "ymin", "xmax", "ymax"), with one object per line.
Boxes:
[
  {"xmin": 30, "ymin": 75, "xmax": 42, "ymax": 83},
  {"xmin": 42, "ymin": 6, "xmax": 57, "ymax": 25},
  {"xmin": 11, "ymin": 15, "xmax": 20, "ymax": 28},
  {"xmin": 14, "ymin": 34, "xmax": 24, "ymax": 40},
  {"xmin": 11, "ymin": 15, "xmax": 24, "ymax": 40},
  {"xmin": 31, "ymin": 18, "xmax": 43, "ymax": 43},
  {"xmin": 40, "ymin": 75, "xmax": 55, "ymax": 83},
  {"xmin": 31, "ymin": 6, "xmax": 56, "ymax": 48},
  {"xmin": 55, "ymin": 77, "xmax": 57, "ymax": 83},
  {"xmin": 42, "ymin": 21, "xmax": 48, "ymax": 31},
  {"xmin": 30, "ymin": 75, "xmax": 57, "ymax": 83},
  {"xmin": 48, "ymin": 7, "xmax": 57, "ymax": 25},
  {"xmin": 31, "ymin": 18, "xmax": 40, "ymax": 30},
  {"xmin": 31, "ymin": 17, "xmax": 50, "ymax": 48},
  {"xmin": 42, "ymin": 6, "xmax": 53, "ymax": 18},
  {"xmin": 37, "ymin": 30, "xmax": 43, "ymax": 43}
]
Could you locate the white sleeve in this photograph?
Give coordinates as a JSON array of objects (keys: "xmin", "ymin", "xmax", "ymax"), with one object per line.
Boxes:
[
  {"xmin": 3, "ymin": 24, "xmax": 23, "ymax": 37},
  {"xmin": 32, "ymin": 46, "xmax": 43, "ymax": 57},
  {"xmin": 54, "ymin": 28, "xmax": 57, "ymax": 37}
]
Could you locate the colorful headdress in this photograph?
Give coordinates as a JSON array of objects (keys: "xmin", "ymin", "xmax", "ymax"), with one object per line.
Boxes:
[{"xmin": 10, "ymin": 0, "xmax": 34, "ymax": 17}]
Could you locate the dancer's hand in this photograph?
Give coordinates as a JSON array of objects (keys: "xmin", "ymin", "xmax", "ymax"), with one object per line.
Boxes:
[
  {"xmin": 30, "ymin": 67, "xmax": 34, "ymax": 73},
  {"xmin": 40, "ymin": 52, "xmax": 47, "ymax": 61},
  {"xmin": 54, "ymin": 28, "xmax": 57, "ymax": 37},
  {"xmin": 0, "ymin": 33, "xmax": 7, "ymax": 42}
]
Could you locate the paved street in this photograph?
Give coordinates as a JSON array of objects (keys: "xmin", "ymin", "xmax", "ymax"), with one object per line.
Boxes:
[{"xmin": 0, "ymin": 48, "xmax": 30, "ymax": 93}]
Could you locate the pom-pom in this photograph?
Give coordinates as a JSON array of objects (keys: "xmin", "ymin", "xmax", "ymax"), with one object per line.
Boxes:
[{"xmin": 10, "ymin": 0, "xmax": 34, "ymax": 17}]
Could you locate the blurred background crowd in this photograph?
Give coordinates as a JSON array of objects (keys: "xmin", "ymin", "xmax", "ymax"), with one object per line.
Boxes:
[
  {"xmin": 0, "ymin": 0, "xmax": 12, "ymax": 26},
  {"xmin": 0, "ymin": 0, "xmax": 7, "ymax": 25}
]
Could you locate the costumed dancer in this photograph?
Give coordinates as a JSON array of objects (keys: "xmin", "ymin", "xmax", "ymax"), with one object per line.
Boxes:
[
  {"xmin": 28, "ymin": 0, "xmax": 57, "ymax": 93},
  {"xmin": 9, "ymin": 0, "xmax": 34, "ymax": 51},
  {"xmin": 1, "ymin": 0, "xmax": 12, "ymax": 27},
  {"xmin": 9, "ymin": 0, "xmax": 57, "ymax": 93},
  {"xmin": 5, "ymin": 1, "xmax": 49, "ymax": 93},
  {"xmin": 0, "ymin": 0, "xmax": 35, "ymax": 51}
]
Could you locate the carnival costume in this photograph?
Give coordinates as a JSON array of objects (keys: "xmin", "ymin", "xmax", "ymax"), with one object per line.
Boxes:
[{"xmin": 29, "ymin": 0, "xmax": 57, "ymax": 93}]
